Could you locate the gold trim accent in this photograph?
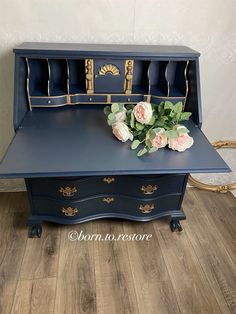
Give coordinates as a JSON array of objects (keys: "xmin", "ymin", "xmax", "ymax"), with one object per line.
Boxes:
[
  {"xmin": 150, "ymin": 95, "xmax": 185, "ymax": 100},
  {"xmin": 98, "ymin": 64, "xmax": 120, "ymax": 76},
  {"xmin": 124, "ymin": 60, "xmax": 134, "ymax": 94},
  {"xmin": 103, "ymin": 177, "xmax": 115, "ymax": 184},
  {"xmin": 183, "ymin": 60, "xmax": 189, "ymax": 110},
  {"xmin": 66, "ymin": 59, "xmax": 70, "ymax": 94},
  {"xmin": 25, "ymin": 58, "xmax": 32, "ymax": 111},
  {"xmin": 141, "ymin": 185, "xmax": 157, "ymax": 195},
  {"xmin": 189, "ymin": 140, "xmax": 236, "ymax": 193},
  {"xmin": 46, "ymin": 58, "xmax": 50, "ymax": 96},
  {"xmin": 146, "ymin": 94, "xmax": 151, "ymax": 103},
  {"xmin": 61, "ymin": 207, "xmax": 78, "ymax": 216},
  {"xmin": 59, "ymin": 186, "xmax": 77, "ymax": 197},
  {"xmin": 103, "ymin": 197, "xmax": 114, "ymax": 204},
  {"xmin": 30, "ymin": 93, "xmax": 144, "ymax": 99},
  {"xmin": 66, "ymin": 94, "xmax": 71, "ymax": 104},
  {"xmin": 139, "ymin": 204, "xmax": 154, "ymax": 214},
  {"xmin": 107, "ymin": 94, "xmax": 111, "ymax": 103},
  {"xmin": 85, "ymin": 59, "xmax": 94, "ymax": 94},
  {"xmin": 165, "ymin": 61, "xmax": 170, "ymax": 97}
]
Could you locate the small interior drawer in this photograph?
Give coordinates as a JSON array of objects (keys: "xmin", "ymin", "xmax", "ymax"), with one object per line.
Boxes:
[
  {"xmin": 111, "ymin": 95, "xmax": 144, "ymax": 103},
  {"xmin": 150, "ymin": 96, "xmax": 185, "ymax": 105},
  {"xmin": 70, "ymin": 94, "xmax": 107, "ymax": 103},
  {"xmin": 30, "ymin": 96, "xmax": 67, "ymax": 107}
]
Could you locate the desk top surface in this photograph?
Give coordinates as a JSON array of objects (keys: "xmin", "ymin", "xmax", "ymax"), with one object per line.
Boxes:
[
  {"xmin": 13, "ymin": 42, "xmax": 200, "ymax": 58},
  {"xmin": 0, "ymin": 106, "xmax": 229, "ymax": 178}
]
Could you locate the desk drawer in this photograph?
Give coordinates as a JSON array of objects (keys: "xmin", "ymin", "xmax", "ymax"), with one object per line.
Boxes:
[
  {"xmin": 70, "ymin": 94, "xmax": 107, "ymax": 103},
  {"xmin": 31, "ymin": 194, "xmax": 182, "ymax": 220},
  {"xmin": 28, "ymin": 174, "xmax": 186, "ymax": 200},
  {"xmin": 30, "ymin": 96, "xmax": 67, "ymax": 107},
  {"xmin": 111, "ymin": 95, "xmax": 144, "ymax": 103}
]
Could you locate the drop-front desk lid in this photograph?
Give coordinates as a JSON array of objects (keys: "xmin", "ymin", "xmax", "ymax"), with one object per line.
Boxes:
[{"xmin": 0, "ymin": 106, "xmax": 230, "ymax": 178}]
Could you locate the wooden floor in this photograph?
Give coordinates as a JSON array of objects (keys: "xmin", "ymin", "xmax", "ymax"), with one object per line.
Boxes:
[{"xmin": 0, "ymin": 189, "xmax": 235, "ymax": 314}]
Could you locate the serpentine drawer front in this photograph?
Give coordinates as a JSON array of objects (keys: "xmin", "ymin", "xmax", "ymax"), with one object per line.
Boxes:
[
  {"xmin": 28, "ymin": 174, "xmax": 186, "ymax": 200},
  {"xmin": 30, "ymin": 96, "xmax": 67, "ymax": 107},
  {"xmin": 0, "ymin": 42, "xmax": 230, "ymax": 237},
  {"xmin": 31, "ymin": 194, "xmax": 182, "ymax": 221}
]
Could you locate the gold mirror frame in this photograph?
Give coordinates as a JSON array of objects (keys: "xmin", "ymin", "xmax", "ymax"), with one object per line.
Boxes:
[{"xmin": 189, "ymin": 140, "xmax": 236, "ymax": 193}]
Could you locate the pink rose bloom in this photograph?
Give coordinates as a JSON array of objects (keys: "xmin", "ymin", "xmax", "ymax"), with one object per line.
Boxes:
[
  {"xmin": 114, "ymin": 110, "xmax": 126, "ymax": 123},
  {"xmin": 151, "ymin": 128, "xmax": 168, "ymax": 148},
  {"xmin": 168, "ymin": 133, "xmax": 194, "ymax": 152},
  {"xmin": 112, "ymin": 122, "xmax": 133, "ymax": 142},
  {"xmin": 133, "ymin": 102, "xmax": 153, "ymax": 124}
]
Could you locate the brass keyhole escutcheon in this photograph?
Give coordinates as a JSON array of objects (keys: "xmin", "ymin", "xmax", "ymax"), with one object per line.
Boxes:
[
  {"xmin": 141, "ymin": 185, "xmax": 157, "ymax": 195},
  {"xmin": 61, "ymin": 207, "xmax": 78, "ymax": 216},
  {"xmin": 103, "ymin": 197, "xmax": 114, "ymax": 204},
  {"xmin": 139, "ymin": 204, "xmax": 154, "ymax": 214},
  {"xmin": 103, "ymin": 177, "xmax": 115, "ymax": 184},
  {"xmin": 59, "ymin": 186, "xmax": 77, "ymax": 197}
]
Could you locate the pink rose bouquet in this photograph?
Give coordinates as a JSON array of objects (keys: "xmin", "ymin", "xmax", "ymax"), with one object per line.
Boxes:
[{"xmin": 104, "ymin": 101, "xmax": 194, "ymax": 157}]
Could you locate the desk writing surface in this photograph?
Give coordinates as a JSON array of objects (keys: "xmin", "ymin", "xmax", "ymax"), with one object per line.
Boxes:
[{"xmin": 0, "ymin": 106, "xmax": 229, "ymax": 178}]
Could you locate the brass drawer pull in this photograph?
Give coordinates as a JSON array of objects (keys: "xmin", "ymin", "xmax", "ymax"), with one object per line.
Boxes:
[
  {"xmin": 61, "ymin": 207, "xmax": 78, "ymax": 216},
  {"xmin": 59, "ymin": 186, "xmax": 77, "ymax": 197},
  {"xmin": 103, "ymin": 177, "xmax": 115, "ymax": 184},
  {"xmin": 139, "ymin": 204, "xmax": 154, "ymax": 214},
  {"xmin": 103, "ymin": 197, "xmax": 114, "ymax": 204},
  {"xmin": 141, "ymin": 185, "xmax": 157, "ymax": 195}
]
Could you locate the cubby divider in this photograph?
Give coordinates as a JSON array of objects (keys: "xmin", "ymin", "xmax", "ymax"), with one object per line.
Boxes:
[{"xmin": 166, "ymin": 61, "xmax": 188, "ymax": 97}]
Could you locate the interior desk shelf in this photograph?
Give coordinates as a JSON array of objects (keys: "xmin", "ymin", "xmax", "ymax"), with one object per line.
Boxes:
[
  {"xmin": 0, "ymin": 42, "xmax": 229, "ymax": 237},
  {"xmin": 25, "ymin": 56, "xmax": 190, "ymax": 109}
]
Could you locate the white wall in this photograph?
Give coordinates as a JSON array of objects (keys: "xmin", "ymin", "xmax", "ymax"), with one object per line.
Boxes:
[{"xmin": 0, "ymin": 0, "xmax": 235, "ymax": 188}]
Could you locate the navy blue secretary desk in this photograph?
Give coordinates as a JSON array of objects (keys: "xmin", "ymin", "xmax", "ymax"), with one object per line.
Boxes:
[{"xmin": 0, "ymin": 42, "xmax": 230, "ymax": 237}]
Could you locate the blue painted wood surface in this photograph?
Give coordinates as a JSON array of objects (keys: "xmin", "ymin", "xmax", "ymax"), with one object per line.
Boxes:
[{"xmin": 0, "ymin": 106, "xmax": 229, "ymax": 178}]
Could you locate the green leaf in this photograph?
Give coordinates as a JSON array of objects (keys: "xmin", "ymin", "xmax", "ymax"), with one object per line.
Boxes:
[
  {"xmin": 148, "ymin": 147, "xmax": 158, "ymax": 153},
  {"xmin": 135, "ymin": 122, "xmax": 145, "ymax": 130},
  {"xmin": 130, "ymin": 113, "xmax": 135, "ymax": 128},
  {"xmin": 147, "ymin": 116, "xmax": 156, "ymax": 125},
  {"xmin": 146, "ymin": 139, "xmax": 153, "ymax": 148},
  {"xmin": 104, "ymin": 106, "xmax": 111, "ymax": 115},
  {"xmin": 166, "ymin": 130, "xmax": 179, "ymax": 138},
  {"xmin": 148, "ymin": 130, "xmax": 156, "ymax": 140},
  {"xmin": 158, "ymin": 102, "xmax": 165, "ymax": 112},
  {"xmin": 126, "ymin": 104, "xmax": 135, "ymax": 110},
  {"xmin": 137, "ymin": 147, "xmax": 148, "ymax": 157},
  {"xmin": 173, "ymin": 102, "xmax": 183, "ymax": 113},
  {"xmin": 177, "ymin": 126, "xmax": 189, "ymax": 134},
  {"xmin": 179, "ymin": 112, "xmax": 192, "ymax": 121},
  {"xmin": 111, "ymin": 103, "xmax": 120, "ymax": 113},
  {"xmin": 131, "ymin": 140, "xmax": 141, "ymax": 150},
  {"xmin": 118, "ymin": 103, "xmax": 125, "ymax": 111},
  {"xmin": 164, "ymin": 101, "xmax": 174, "ymax": 110},
  {"xmin": 107, "ymin": 119, "xmax": 114, "ymax": 126},
  {"xmin": 108, "ymin": 113, "xmax": 116, "ymax": 121}
]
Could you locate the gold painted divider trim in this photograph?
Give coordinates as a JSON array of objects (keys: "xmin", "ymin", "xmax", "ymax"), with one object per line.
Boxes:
[
  {"xmin": 189, "ymin": 140, "xmax": 236, "ymax": 193},
  {"xmin": 165, "ymin": 61, "xmax": 170, "ymax": 97},
  {"xmin": 183, "ymin": 60, "xmax": 189, "ymax": 110},
  {"xmin": 25, "ymin": 58, "xmax": 32, "ymax": 111},
  {"xmin": 124, "ymin": 60, "xmax": 134, "ymax": 94},
  {"xmin": 66, "ymin": 59, "xmax": 70, "ymax": 94},
  {"xmin": 85, "ymin": 59, "xmax": 94, "ymax": 94},
  {"xmin": 46, "ymin": 58, "xmax": 50, "ymax": 96}
]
